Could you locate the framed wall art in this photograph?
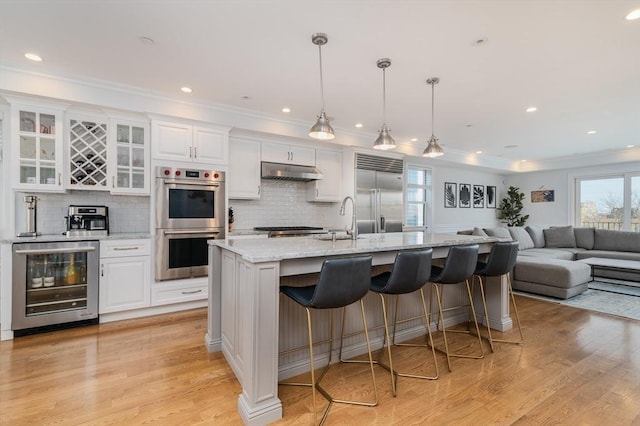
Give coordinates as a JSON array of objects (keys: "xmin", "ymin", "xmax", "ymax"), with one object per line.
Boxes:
[
  {"xmin": 531, "ymin": 189, "xmax": 555, "ymax": 202},
  {"xmin": 473, "ymin": 185, "xmax": 485, "ymax": 208},
  {"xmin": 486, "ymin": 185, "xmax": 497, "ymax": 208},
  {"xmin": 459, "ymin": 183, "xmax": 471, "ymax": 208},
  {"xmin": 444, "ymin": 182, "xmax": 457, "ymax": 208}
]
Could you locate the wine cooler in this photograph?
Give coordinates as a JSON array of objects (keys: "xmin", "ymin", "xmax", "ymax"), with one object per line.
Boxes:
[{"xmin": 12, "ymin": 240, "xmax": 99, "ymax": 335}]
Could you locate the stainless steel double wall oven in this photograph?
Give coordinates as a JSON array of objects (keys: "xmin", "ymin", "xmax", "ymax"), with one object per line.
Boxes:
[{"xmin": 155, "ymin": 167, "xmax": 225, "ymax": 280}]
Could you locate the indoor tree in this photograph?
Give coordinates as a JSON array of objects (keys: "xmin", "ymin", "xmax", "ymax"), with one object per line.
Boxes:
[{"xmin": 498, "ymin": 186, "xmax": 529, "ymax": 226}]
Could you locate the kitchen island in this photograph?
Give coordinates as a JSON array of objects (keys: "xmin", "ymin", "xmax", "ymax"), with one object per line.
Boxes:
[{"xmin": 206, "ymin": 232, "xmax": 509, "ymax": 425}]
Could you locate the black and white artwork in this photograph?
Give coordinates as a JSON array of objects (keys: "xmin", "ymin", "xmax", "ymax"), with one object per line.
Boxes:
[
  {"xmin": 459, "ymin": 184, "xmax": 471, "ymax": 208},
  {"xmin": 486, "ymin": 186, "xmax": 497, "ymax": 208},
  {"xmin": 444, "ymin": 182, "xmax": 457, "ymax": 208},
  {"xmin": 473, "ymin": 185, "xmax": 485, "ymax": 208}
]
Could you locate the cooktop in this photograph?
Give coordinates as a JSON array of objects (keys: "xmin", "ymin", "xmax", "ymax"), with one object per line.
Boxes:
[{"xmin": 254, "ymin": 226, "xmax": 324, "ymax": 231}]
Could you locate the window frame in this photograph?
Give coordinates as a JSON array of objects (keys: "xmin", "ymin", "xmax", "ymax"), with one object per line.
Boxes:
[{"xmin": 404, "ymin": 164, "xmax": 433, "ymax": 232}]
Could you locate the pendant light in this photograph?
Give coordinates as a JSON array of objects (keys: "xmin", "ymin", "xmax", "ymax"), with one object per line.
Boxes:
[
  {"xmin": 373, "ymin": 58, "xmax": 396, "ymax": 150},
  {"xmin": 423, "ymin": 77, "xmax": 444, "ymax": 158},
  {"xmin": 309, "ymin": 33, "xmax": 335, "ymax": 140}
]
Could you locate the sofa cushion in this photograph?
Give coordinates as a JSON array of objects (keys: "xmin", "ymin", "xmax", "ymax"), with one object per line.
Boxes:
[
  {"xmin": 508, "ymin": 227, "xmax": 535, "ymax": 250},
  {"xmin": 525, "ymin": 225, "xmax": 546, "ymax": 248},
  {"xmin": 514, "ymin": 257, "xmax": 591, "ymax": 289},
  {"xmin": 517, "ymin": 248, "xmax": 576, "ymax": 260},
  {"xmin": 544, "ymin": 226, "xmax": 576, "ymax": 248},
  {"xmin": 483, "ymin": 227, "xmax": 512, "ymax": 240},
  {"xmin": 594, "ymin": 229, "xmax": 640, "ymax": 252},
  {"xmin": 575, "ymin": 250, "xmax": 640, "ymax": 262},
  {"xmin": 574, "ymin": 227, "xmax": 595, "ymax": 250},
  {"xmin": 472, "ymin": 227, "xmax": 488, "ymax": 237}
]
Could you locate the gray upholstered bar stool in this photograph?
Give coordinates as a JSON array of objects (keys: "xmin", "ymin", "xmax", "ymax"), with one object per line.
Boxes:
[
  {"xmin": 429, "ymin": 244, "xmax": 484, "ymax": 372},
  {"xmin": 368, "ymin": 248, "xmax": 439, "ymax": 396},
  {"xmin": 473, "ymin": 240, "xmax": 523, "ymax": 350},
  {"xmin": 279, "ymin": 255, "xmax": 377, "ymax": 425}
]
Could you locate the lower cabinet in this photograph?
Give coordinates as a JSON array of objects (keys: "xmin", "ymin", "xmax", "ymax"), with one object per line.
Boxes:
[{"xmin": 99, "ymin": 239, "xmax": 151, "ymax": 314}]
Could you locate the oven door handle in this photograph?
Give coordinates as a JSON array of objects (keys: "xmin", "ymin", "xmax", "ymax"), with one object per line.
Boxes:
[
  {"xmin": 15, "ymin": 247, "xmax": 97, "ymax": 255},
  {"xmin": 162, "ymin": 229, "xmax": 221, "ymax": 236},
  {"xmin": 163, "ymin": 180, "xmax": 221, "ymax": 187}
]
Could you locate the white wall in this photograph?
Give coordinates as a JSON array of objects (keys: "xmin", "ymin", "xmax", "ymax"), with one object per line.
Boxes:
[
  {"xmin": 429, "ymin": 161, "xmax": 505, "ymax": 233},
  {"xmin": 505, "ymin": 162, "xmax": 639, "ymax": 227}
]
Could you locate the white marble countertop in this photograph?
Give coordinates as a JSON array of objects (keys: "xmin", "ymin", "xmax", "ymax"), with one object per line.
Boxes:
[
  {"xmin": 211, "ymin": 231, "xmax": 503, "ymax": 263},
  {"xmin": 3, "ymin": 233, "xmax": 151, "ymax": 244}
]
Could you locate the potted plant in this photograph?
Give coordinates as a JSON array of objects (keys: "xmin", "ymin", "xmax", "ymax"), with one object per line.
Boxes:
[{"xmin": 498, "ymin": 186, "xmax": 529, "ymax": 226}]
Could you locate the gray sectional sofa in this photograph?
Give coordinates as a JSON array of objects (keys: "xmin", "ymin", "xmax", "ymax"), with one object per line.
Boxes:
[{"xmin": 464, "ymin": 226, "xmax": 640, "ymax": 299}]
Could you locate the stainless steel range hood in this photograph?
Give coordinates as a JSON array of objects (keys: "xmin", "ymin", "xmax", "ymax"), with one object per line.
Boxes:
[{"xmin": 261, "ymin": 162, "xmax": 323, "ymax": 182}]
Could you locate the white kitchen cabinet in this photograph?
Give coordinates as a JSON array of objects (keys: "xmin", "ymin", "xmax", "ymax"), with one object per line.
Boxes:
[
  {"xmin": 228, "ymin": 137, "xmax": 261, "ymax": 199},
  {"xmin": 261, "ymin": 141, "xmax": 315, "ymax": 166},
  {"xmin": 151, "ymin": 279, "xmax": 208, "ymax": 305},
  {"xmin": 152, "ymin": 120, "xmax": 229, "ymax": 165},
  {"xmin": 109, "ymin": 119, "xmax": 150, "ymax": 195},
  {"xmin": 10, "ymin": 102, "xmax": 66, "ymax": 192},
  {"xmin": 307, "ymin": 148, "xmax": 343, "ymax": 202},
  {"xmin": 68, "ymin": 114, "xmax": 108, "ymax": 190},
  {"xmin": 99, "ymin": 239, "xmax": 151, "ymax": 314}
]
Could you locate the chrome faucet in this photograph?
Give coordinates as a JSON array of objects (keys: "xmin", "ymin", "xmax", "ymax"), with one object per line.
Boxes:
[{"xmin": 339, "ymin": 196, "xmax": 357, "ymax": 240}]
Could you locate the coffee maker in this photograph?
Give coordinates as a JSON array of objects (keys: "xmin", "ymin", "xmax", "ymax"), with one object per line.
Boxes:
[{"xmin": 66, "ymin": 205, "xmax": 109, "ymax": 236}]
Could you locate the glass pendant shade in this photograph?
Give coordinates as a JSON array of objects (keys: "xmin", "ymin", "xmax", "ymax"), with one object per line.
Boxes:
[
  {"xmin": 423, "ymin": 135, "xmax": 444, "ymax": 157},
  {"xmin": 309, "ymin": 110, "xmax": 335, "ymax": 140},
  {"xmin": 373, "ymin": 124, "xmax": 396, "ymax": 150}
]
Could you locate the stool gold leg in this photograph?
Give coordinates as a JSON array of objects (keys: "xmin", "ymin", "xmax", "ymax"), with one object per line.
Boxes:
[{"xmin": 475, "ymin": 275, "xmax": 495, "ymax": 352}]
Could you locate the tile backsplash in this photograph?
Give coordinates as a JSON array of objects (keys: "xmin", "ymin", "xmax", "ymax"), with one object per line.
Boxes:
[
  {"xmin": 230, "ymin": 180, "xmax": 344, "ymax": 230},
  {"xmin": 14, "ymin": 191, "xmax": 150, "ymax": 236}
]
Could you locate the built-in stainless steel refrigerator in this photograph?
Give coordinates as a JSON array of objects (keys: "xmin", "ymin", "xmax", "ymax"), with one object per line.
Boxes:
[{"xmin": 355, "ymin": 154, "xmax": 404, "ymax": 234}]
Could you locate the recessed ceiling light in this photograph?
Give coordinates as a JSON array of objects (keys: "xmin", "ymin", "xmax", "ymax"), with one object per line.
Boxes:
[
  {"xmin": 355, "ymin": 123, "xmax": 363, "ymax": 128},
  {"xmin": 520, "ymin": 159, "xmax": 527, "ymax": 162},
  {"xmin": 586, "ymin": 130, "xmax": 597, "ymax": 135},
  {"xmin": 410, "ymin": 138, "xmax": 418, "ymax": 142},
  {"xmin": 627, "ymin": 145, "xmax": 635, "ymax": 148},
  {"xmin": 180, "ymin": 87, "xmax": 192, "ymax": 93},
  {"xmin": 281, "ymin": 107, "xmax": 291, "ymax": 113},
  {"xmin": 138, "ymin": 36, "xmax": 155, "ymax": 45},
  {"xmin": 626, "ymin": 9, "xmax": 640, "ymax": 20},
  {"xmin": 24, "ymin": 53, "xmax": 42, "ymax": 62},
  {"xmin": 525, "ymin": 106, "xmax": 537, "ymax": 113},
  {"xmin": 476, "ymin": 151, "xmax": 483, "ymax": 154}
]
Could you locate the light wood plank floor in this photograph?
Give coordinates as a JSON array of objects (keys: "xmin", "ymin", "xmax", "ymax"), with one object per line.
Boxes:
[{"xmin": 1, "ymin": 296, "xmax": 639, "ymax": 425}]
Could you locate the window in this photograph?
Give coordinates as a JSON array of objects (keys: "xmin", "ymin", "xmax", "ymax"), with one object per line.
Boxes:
[
  {"xmin": 576, "ymin": 173, "xmax": 640, "ymax": 232},
  {"xmin": 405, "ymin": 166, "xmax": 432, "ymax": 230}
]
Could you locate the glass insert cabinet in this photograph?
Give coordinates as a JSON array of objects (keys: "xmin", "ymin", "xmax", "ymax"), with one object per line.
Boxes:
[
  {"xmin": 12, "ymin": 240, "xmax": 99, "ymax": 334},
  {"xmin": 14, "ymin": 105, "xmax": 64, "ymax": 190}
]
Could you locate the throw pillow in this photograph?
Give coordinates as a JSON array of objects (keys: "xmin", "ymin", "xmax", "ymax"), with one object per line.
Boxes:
[
  {"xmin": 483, "ymin": 227, "xmax": 512, "ymax": 240},
  {"xmin": 525, "ymin": 225, "xmax": 546, "ymax": 248},
  {"xmin": 472, "ymin": 227, "xmax": 488, "ymax": 237},
  {"xmin": 574, "ymin": 227, "xmax": 595, "ymax": 250},
  {"xmin": 543, "ymin": 226, "xmax": 576, "ymax": 248},
  {"xmin": 508, "ymin": 227, "xmax": 535, "ymax": 250}
]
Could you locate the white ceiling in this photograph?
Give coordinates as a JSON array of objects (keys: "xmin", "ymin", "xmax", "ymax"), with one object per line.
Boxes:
[{"xmin": 1, "ymin": 0, "xmax": 639, "ymax": 171}]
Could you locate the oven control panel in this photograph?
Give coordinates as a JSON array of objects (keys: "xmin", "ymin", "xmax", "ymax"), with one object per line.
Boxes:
[{"xmin": 156, "ymin": 167, "xmax": 225, "ymax": 182}]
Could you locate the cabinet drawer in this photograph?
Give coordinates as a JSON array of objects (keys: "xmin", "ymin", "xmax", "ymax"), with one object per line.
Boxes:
[
  {"xmin": 101, "ymin": 239, "xmax": 150, "ymax": 258},
  {"xmin": 152, "ymin": 281, "xmax": 208, "ymax": 305}
]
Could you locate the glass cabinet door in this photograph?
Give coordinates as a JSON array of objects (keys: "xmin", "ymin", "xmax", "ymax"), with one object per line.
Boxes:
[
  {"xmin": 112, "ymin": 119, "xmax": 149, "ymax": 194},
  {"xmin": 16, "ymin": 108, "xmax": 63, "ymax": 189},
  {"xmin": 24, "ymin": 252, "xmax": 89, "ymax": 316},
  {"xmin": 69, "ymin": 117, "xmax": 108, "ymax": 189}
]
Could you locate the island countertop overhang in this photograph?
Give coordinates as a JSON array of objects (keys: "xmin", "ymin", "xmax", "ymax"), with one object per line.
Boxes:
[{"xmin": 209, "ymin": 232, "xmax": 506, "ymax": 263}]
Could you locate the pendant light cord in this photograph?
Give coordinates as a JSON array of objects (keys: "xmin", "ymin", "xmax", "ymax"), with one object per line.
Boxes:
[
  {"xmin": 431, "ymin": 81, "xmax": 435, "ymax": 136},
  {"xmin": 382, "ymin": 67, "xmax": 387, "ymax": 125},
  {"xmin": 318, "ymin": 44, "xmax": 325, "ymax": 111}
]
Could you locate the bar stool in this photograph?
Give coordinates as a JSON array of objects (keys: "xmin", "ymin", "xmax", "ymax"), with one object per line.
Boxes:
[
  {"xmin": 279, "ymin": 255, "xmax": 377, "ymax": 425},
  {"xmin": 369, "ymin": 248, "xmax": 439, "ymax": 396},
  {"xmin": 473, "ymin": 240, "xmax": 523, "ymax": 350},
  {"xmin": 429, "ymin": 244, "xmax": 483, "ymax": 372}
]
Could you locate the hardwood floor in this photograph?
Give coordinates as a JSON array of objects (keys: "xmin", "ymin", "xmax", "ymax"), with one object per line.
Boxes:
[{"xmin": 1, "ymin": 296, "xmax": 639, "ymax": 425}]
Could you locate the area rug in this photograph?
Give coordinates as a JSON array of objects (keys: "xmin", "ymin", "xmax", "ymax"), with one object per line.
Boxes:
[{"xmin": 516, "ymin": 280, "xmax": 640, "ymax": 321}]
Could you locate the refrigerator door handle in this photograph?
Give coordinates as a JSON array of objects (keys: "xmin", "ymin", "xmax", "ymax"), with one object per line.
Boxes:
[{"xmin": 380, "ymin": 215, "xmax": 385, "ymax": 231}]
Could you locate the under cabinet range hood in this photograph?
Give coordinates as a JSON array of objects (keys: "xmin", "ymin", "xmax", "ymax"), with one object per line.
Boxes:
[{"xmin": 261, "ymin": 161, "xmax": 323, "ymax": 182}]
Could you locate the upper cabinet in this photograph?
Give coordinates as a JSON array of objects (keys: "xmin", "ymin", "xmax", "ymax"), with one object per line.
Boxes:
[
  {"xmin": 67, "ymin": 113, "xmax": 150, "ymax": 195},
  {"xmin": 307, "ymin": 149, "xmax": 343, "ymax": 202},
  {"xmin": 261, "ymin": 141, "xmax": 315, "ymax": 166},
  {"xmin": 228, "ymin": 137, "xmax": 261, "ymax": 199},
  {"xmin": 152, "ymin": 120, "xmax": 229, "ymax": 165},
  {"xmin": 11, "ymin": 103, "xmax": 65, "ymax": 192},
  {"xmin": 110, "ymin": 119, "xmax": 150, "ymax": 194}
]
